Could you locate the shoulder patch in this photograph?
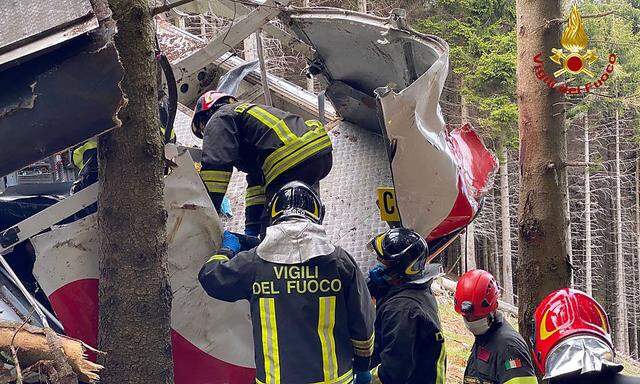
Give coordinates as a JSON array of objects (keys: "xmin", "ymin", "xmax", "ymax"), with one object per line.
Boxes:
[
  {"xmin": 477, "ymin": 347, "xmax": 492, "ymax": 362},
  {"xmin": 504, "ymin": 358, "xmax": 522, "ymax": 370}
]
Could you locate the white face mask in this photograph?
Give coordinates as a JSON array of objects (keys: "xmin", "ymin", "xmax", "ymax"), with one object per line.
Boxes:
[{"xmin": 464, "ymin": 316, "xmax": 492, "ymax": 335}]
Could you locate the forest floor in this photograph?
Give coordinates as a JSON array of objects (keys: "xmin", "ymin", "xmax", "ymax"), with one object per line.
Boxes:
[{"xmin": 434, "ymin": 284, "xmax": 640, "ymax": 381}]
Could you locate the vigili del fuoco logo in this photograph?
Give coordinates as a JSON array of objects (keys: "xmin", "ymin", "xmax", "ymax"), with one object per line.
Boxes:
[{"xmin": 533, "ymin": 4, "xmax": 617, "ymax": 94}]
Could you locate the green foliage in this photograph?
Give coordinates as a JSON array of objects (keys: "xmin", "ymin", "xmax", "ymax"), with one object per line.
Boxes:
[
  {"xmin": 415, "ymin": 0, "xmax": 640, "ymax": 149},
  {"xmin": 414, "ymin": 0, "xmax": 518, "ymax": 147}
]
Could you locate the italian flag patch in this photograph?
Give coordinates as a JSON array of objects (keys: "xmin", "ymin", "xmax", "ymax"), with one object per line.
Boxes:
[{"xmin": 505, "ymin": 358, "xmax": 522, "ymax": 370}]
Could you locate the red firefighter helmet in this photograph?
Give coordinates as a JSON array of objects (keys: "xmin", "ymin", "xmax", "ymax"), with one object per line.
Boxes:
[
  {"xmin": 454, "ymin": 269, "xmax": 500, "ymax": 320},
  {"xmin": 533, "ymin": 288, "xmax": 613, "ymax": 376},
  {"xmin": 191, "ymin": 91, "xmax": 236, "ymax": 139}
]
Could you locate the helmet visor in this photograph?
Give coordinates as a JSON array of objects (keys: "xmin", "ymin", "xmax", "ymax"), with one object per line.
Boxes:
[{"xmin": 544, "ymin": 335, "xmax": 621, "ymax": 380}]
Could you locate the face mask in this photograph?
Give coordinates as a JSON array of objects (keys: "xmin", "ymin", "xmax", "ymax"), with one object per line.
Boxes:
[{"xmin": 464, "ymin": 316, "xmax": 492, "ymax": 335}]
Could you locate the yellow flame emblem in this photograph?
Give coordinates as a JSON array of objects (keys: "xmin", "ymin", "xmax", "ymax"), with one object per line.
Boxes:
[
  {"xmin": 550, "ymin": 4, "xmax": 598, "ymax": 78},
  {"xmin": 539, "ymin": 308, "xmax": 560, "ymax": 341}
]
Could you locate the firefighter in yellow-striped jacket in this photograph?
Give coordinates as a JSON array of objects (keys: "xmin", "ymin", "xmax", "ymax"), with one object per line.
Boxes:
[
  {"xmin": 199, "ymin": 182, "xmax": 375, "ymax": 384},
  {"xmin": 191, "ymin": 91, "xmax": 333, "ymax": 236}
]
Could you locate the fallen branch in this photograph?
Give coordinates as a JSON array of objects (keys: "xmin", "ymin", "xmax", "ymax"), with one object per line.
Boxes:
[
  {"xmin": 10, "ymin": 345, "xmax": 22, "ymax": 384},
  {"xmin": 0, "ymin": 321, "xmax": 102, "ymax": 383}
]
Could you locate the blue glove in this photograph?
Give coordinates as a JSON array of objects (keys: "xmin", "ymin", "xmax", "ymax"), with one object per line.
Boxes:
[
  {"xmin": 368, "ymin": 263, "xmax": 388, "ymax": 287},
  {"xmin": 220, "ymin": 197, "xmax": 233, "ymax": 217},
  {"xmin": 221, "ymin": 231, "xmax": 241, "ymax": 254},
  {"xmin": 354, "ymin": 371, "xmax": 372, "ymax": 384}
]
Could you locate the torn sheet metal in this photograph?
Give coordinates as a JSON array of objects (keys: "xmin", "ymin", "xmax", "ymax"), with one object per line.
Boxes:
[
  {"xmin": 31, "ymin": 148, "xmax": 255, "ymax": 383},
  {"xmin": 285, "ymin": 7, "xmax": 447, "ymax": 132},
  {"xmin": 376, "ymin": 47, "xmax": 497, "ymax": 240},
  {"xmin": 0, "ymin": 30, "xmax": 123, "ymax": 178},
  {"xmin": 0, "ymin": 0, "xmax": 98, "ymax": 67},
  {"xmin": 217, "ymin": 59, "xmax": 260, "ymax": 96}
]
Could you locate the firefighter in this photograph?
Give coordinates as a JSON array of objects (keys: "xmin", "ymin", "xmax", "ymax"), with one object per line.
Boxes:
[
  {"xmin": 191, "ymin": 91, "xmax": 333, "ymax": 236},
  {"xmin": 71, "ymin": 105, "xmax": 176, "ymax": 193},
  {"xmin": 455, "ymin": 269, "xmax": 538, "ymax": 384},
  {"xmin": 70, "ymin": 106, "xmax": 176, "ymax": 218},
  {"xmin": 366, "ymin": 228, "xmax": 447, "ymax": 384},
  {"xmin": 533, "ymin": 288, "xmax": 640, "ymax": 384},
  {"xmin": 198, "ymin": 181, "xmax": 374, "ymax": 384}
]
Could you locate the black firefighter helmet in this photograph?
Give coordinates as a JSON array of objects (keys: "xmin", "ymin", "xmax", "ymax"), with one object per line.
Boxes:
[
  {"xmin": 269, "ymin": 181, "xmax": 325, "ymax": 225},
  {"xmin": 369, "ymin": 228, "xmax": 429, "ymax": 283}
]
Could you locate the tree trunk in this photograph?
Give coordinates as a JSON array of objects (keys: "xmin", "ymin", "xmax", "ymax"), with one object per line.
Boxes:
[
  {"xmin": 613, "ymin": 110, "xmax": 628, "ymax": 354},
  {"xmin": 515, "ymin": 0, "xmax": 570, "ymax": 345},
  {"xmin": 566, "ymin": 181, "xmax": 573, "ymax": 288},
  {"xmin": 482, "ymin": 237, "xmax": 489, "ymax": 271},
  {"xmin": 466, "ymin": 222, "xmax": 477, "ymax": 270},
  {"xmin": 500, "ymin": 146, "xmax": 515, "ymax": 304},
  {"xmin": 461, "ymin": 92, "xmax": 476, "ymax": 271},
  {"xmin": 635, "ymin": 156, "xmax": 640, "ymax": 358},
  {"xmin": 584, "ymin": 115, "xmax": 593, "ymax": 296},
  {"xmin": 491, "ymin": 188, "xmax": 501, "ymax": 281},
  {"xmin": 357, "ymin": 0, "xmax": 367, "ymax": 13},
  {"xmin": 98, "ymin": 0, "xmax": 174, "ymax": 383}
]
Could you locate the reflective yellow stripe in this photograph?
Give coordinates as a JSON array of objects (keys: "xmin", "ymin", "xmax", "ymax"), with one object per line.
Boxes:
[
  {"xmin": 235, "ymin": 103, "xmax": 250, "ymax": 113},
  {"xmin": 351, "ymin": 333, "xmax": 374, "ymax": 348},
  {"xmin": 206, "ymin": 254, "xmax": 229, "ymax": 263},
  {"xmin": 160, "ymin": 126, "xmax": 176, "ymax": 141},
  {"xmin": 318, "ymin": 296, "xmax": 338, "ymax": 382},
  {"xmin": 370, "ymin": 365, "xmax": 382, "ymax": 384},
  {"xmin": 246, "ymin": 195, "xmax": 267, "ymax": 207},
  {"xmin": 72, "ymin": 140, "xmax": 97, "ymax": 170},
  {"xmin": 435, "ymin": 338, "xmax": 446, "ymax": 384},
  {"xmin": 246, "ymin": 185, "xmax": 266, "ymax": 207},
  {"xmin": 200, "ymin": 170, "xmax": 232, "ymax": 183},
  {"xmin": 306, "ymin": 119, "xmax": 325, "ymax": 129},
  {"xmin": 205, "ymin": 181, "xmax": 229, "ymax": 194},
  {"xmin": 310, "ymin": 369, "xmax": 353, "ymax": 384},
  {"xmin": 503, "ymin": 377, "xmax": 538, "ymax": 384},
  {"xmin": 246, "ymin": 185, "xmax": 266, "ymax": 198},
  {"xmin": 352, "ymin": 333, "xmax": 374, "ymax": 357},
  {"xmin": 260, "ymin": 298, "xmax": 280, "ymax": 384},
  {"xmin": 246, "ymin": 106, "xmax": 297, "ymax": 144},
  {"xmin": 262, "ymin": 126, "xmax": 328, "ymax": 175},
  {"xmin": 264, "ymin": 133, "xmax": 332, "ymax": 185}
]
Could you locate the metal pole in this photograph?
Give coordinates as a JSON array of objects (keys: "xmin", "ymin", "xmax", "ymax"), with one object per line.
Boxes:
[
  {"xmin": 255, "ymin": 30, "xmax": 273, "ymax": 106},
  {"xmin": 0, "ymin": 255, "xmax": 49, "ymax": 328}
]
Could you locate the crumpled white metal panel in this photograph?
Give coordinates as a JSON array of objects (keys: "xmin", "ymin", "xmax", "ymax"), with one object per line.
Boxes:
[
  {"xmin": 31, "ymin": 148, "xmax": 256, "ymax": 382},
  {"xmin": 377, "ymin": 48, "xmax": 498, "ymax": 240}
]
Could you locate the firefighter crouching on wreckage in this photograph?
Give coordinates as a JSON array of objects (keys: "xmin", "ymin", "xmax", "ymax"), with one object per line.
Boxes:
[
  {"xmin": 191, "ymin": 91, "xmax": 333, "ymax": 237},
  {"xmin": 532, "ymin": 288, "xmax": 640, "ymax": 384},
  {"xmin": 365, "ymin": 228, "xmax": 447, "ymax": 384},
  {"xmin": 198, "ymin": 181, "xmax": 375, "ymax": 384},
  {"xmin": 455, "ymin": 269, "xmax": 538, "ymax": 384}
]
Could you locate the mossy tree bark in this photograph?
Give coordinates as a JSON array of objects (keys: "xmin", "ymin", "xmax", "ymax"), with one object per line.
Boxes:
[{"xmin": 97, "ymin": 0, "xmax": 174, "ymax": 382}]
